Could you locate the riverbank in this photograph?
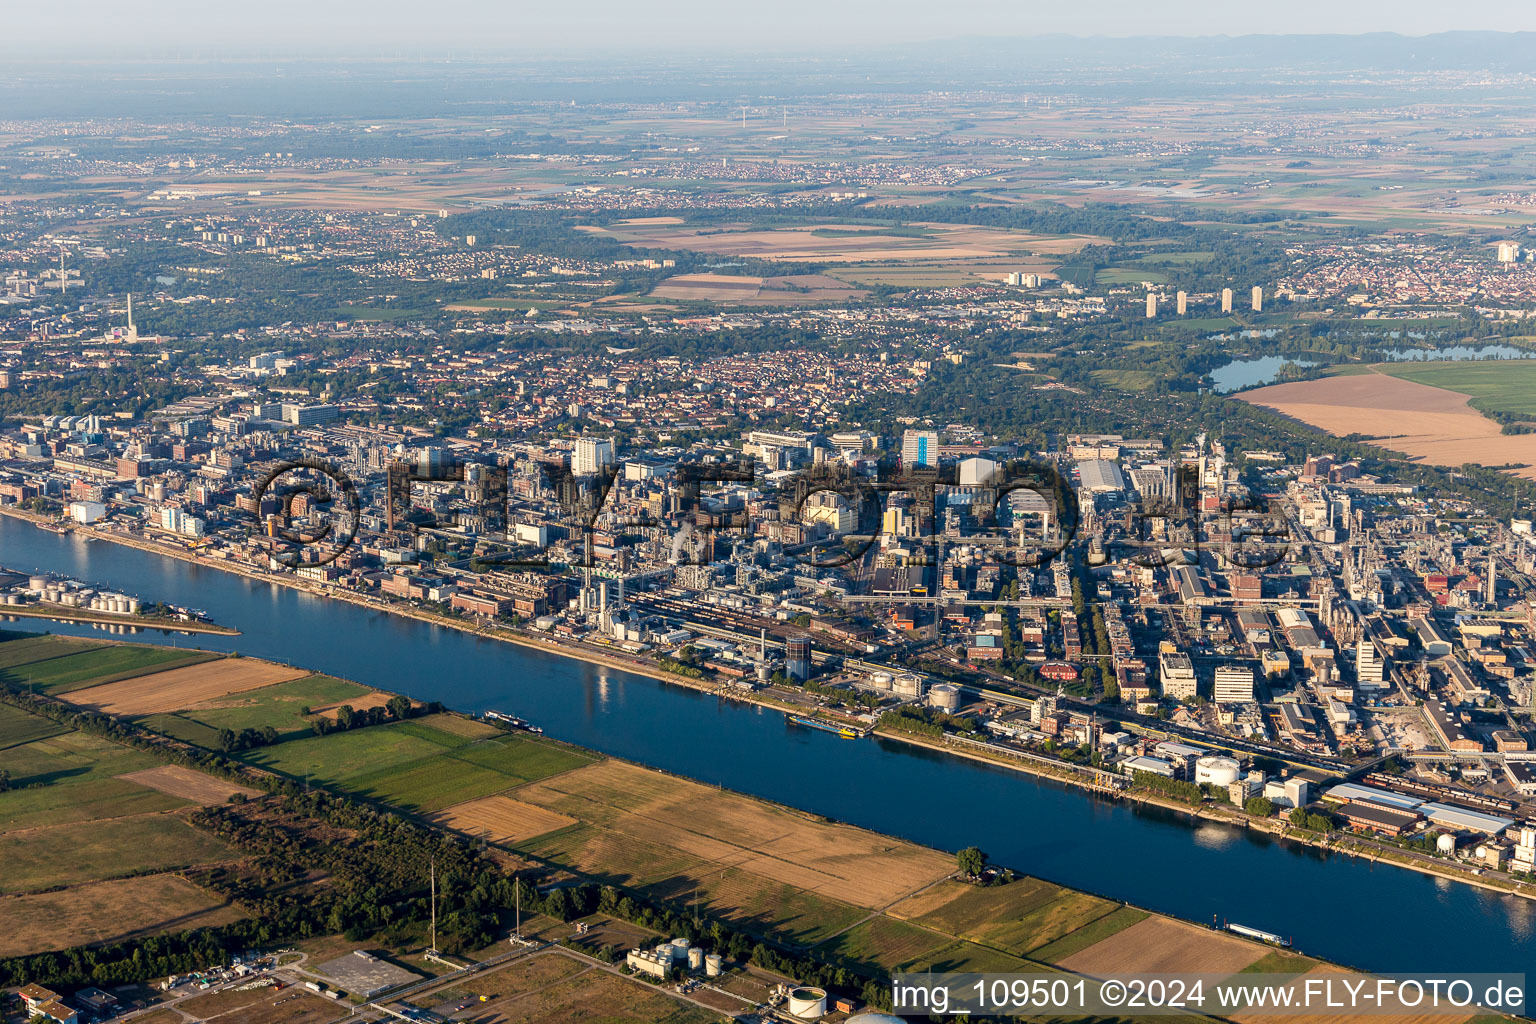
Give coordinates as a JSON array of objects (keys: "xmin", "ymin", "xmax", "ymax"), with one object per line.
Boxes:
[
  {"xmin": 4, "ymin": 507, "xmax": 1532, "ymax": 910},
  {"xmin": 0, "ymin": 603, "xmax": 239, "ymax": 635},
  {"xmin": 0, "ymin": 507, "xmax": 872, "ymax": 732},
  {"xmin": 875, "ymin": 727, "xmax": 1536, "ymax": 903}
]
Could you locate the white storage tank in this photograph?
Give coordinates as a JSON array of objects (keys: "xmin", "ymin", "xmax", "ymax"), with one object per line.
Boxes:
[
  {"xmin": 928, "ymin": 683, "xmax": 961, "ymax": 711},
  {"xmin": 786, "ymin": 986, "xmax": 827, "ymax": 1019},
  {"xmin": 1436, "ymin": 833, "xmax": 1458, "ymax": 855},
  {"xmin": 670, "ymin": 937, "xmax": 690, "ymax": 962},
  {"xmin": 1195, "ymin": 755, "xmax": 1242, "ymax": 788},
  {"xmin": 28, "ymin": 576, "xmax": 46, "ymax": 591},
  {"xmin": 704, "ymin": 953, "xmax": 723, "ymax": 976},
  {"xmin": 687, "ymin": 947, "xmax": 704, "ymax": 970},
  {"xmin": 868, "ymin": 671, "xmax": 894, "ymax": 691},
  {"xmin": 893, "ymin": 673, "xmax": 925, "ymax": 698}
]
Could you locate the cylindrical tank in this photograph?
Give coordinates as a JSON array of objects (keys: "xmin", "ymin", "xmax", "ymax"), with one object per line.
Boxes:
[
  {"xmin": 786, "ymin": 987, "xmax": 827, "ymax": 1019},
  {"xmin": 670, "ymin": 937, "xmax": 690, "ymax": 962},
  {"xmin": 705, "ymin": 953, "xmax": 723, "ymax": 976},
  {"xmin": 1436, "ymin": 833, "xmax": 1457, "ymax": 855},
  {"xmin": 127, "ymin": 598, "xmax": 141, "ymax": 614},
  {"xmin": 893, "ymin": 673, "xmax": 924, "ymax": 698},
  {"xmin": 1194, "ymin": 755, "xmax": 1241, "ymax": 788},
  {"xmin": 928, "ymin": 683, "xmax": 961, "ymax": 711},
  {"xmin": 869, "ymin": 671, "xmax": 893, "ymax": 691},
  {"xmin": 687, "ymin": 947, "xmax": 704, "ymax": 970},
  {"xmin": 28, "ymin": 576, "xmax": 46, "ymax": 591}
]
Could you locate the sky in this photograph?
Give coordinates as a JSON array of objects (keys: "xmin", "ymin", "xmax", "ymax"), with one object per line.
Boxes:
[{"xmin": 9, "ymin": 0, "xmax": 1536, "ymax": 57}]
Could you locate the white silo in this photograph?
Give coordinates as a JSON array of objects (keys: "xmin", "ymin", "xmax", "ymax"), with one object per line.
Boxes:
[
  {"xmin": 786, "ymin": 987, "xmax": 827, "ymax": 1019},
  {"xmin": 687, "ymin": 947, "xmax": 704, "ymax": 970},
  {"xmin": 704, "ymin": 953, "xmax": 723, "ymax": 976},
  {"xmin": 928, "ymin": 683, "xmax": 961, "ymax": 711},
  {"xmin": 1194, "ymin": 755, "xmax": 1241, "ymax": 788}
]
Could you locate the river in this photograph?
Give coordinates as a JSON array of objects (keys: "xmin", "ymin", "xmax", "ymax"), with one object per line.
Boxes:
[{"xmin": 1, "ymin": 516, "xmax": 1530, "ymax": 973}]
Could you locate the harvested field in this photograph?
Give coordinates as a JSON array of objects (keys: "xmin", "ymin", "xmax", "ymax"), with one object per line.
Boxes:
[
  {"xmin": 1239, "ymin": 371, "xmax": 1536, "ymax": 479},
  {"xmin": 513, "ymin": 760, "xmax": 952, "ymax": 908},
  {"xmin": 429, "ymin": 795, "xmax": 576, "ymax": 843},
  {"xmin": 650, "ymin": 273, "xmax": 762, "ymax": 300},
  {"xmin": 65, "ymin": 658, "xmax": 307, "ymax": 716},
  {"xmin": 0, "ymin": 873, "xmax": 244, "ymax": 957},
  {"xmin": 1058, "ymin": 915, "xmax": 1263, "ymax": 975},
  {"xmin": 119, "ymin": 764, "xmax": 262, "ymax": 804},
  {"xmin": 595, "ymin": 221, "xmax": 1090, "ymax": 263}
]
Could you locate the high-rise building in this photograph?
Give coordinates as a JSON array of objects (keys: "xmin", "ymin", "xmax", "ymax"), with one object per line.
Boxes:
[
  {"xmin": 1498, "ymin": 241, "xmax": 1521, "ymax": 264},
  {"xmin": 1176, "ymin": 291, "xmax": 1187, "ymax": 315},
  {"xmin": 786, "ymin": 635, "xmax": 813, "ymax": 681},
  {"xmin": 573, "ymin": 437, "xmax": 615, "ymax": 476},
  {"xmin": 901, "ymin": 429, "xmax": 938, "ymax": 467},
  {"xmin": 1213, "ymin": 665, "xmax": 1255, "ymax": 703},
  {"xmin": 1356, "ymin": 637, "xmax": 1386, "ymax": 690},
  {"xmin": 1145, "ymin": 292, "xmax": 1157, "ymax": 318},
  {"xmin": 1221, "ymin": 287, "xmax": 1233, "ymax": 313},
  {"xmin": 1251, "ymin": 286, "xmax": 1263, "ymax": 312}
]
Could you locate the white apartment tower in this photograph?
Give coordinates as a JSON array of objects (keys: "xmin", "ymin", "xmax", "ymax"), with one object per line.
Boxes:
[{"xmin": 573, "ymin": 437, "xmax": 615, "ymax": 476}]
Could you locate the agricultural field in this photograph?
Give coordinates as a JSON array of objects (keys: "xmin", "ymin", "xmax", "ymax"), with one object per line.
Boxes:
[
  {"xmin": 64, "ymin": 657, "xmax": 307, "ymax": 715},
  {"xmin": 0, "ymin": 699, "xmax": 68, "ymax": 749},
  {"xmin": 1377, "ymin": 358, "xmax": 1536, "ymax": 418},
  {"xmin": 0, "ymin": 639, "xmax": 217, "ymax": 694},
  {"xmin": 1240, "ymin": 371, "xmax": 1536, "ymax": 479},
  {"xmin": 0, "ymin": 811, "xmax": 235, "ymax": 891},
  {"xmin": 0, "ymin": 874, "xmax": 245, "ymax": 957},
  {"xmin": 885, "ymin": 877, "xmax": 1115, "ymax": 958},
  {"xmin": 241, "ymin": 717, "xmax": 594, "ymax": 812},
  {"xmin": 118, "ymin": 764, "xmax": 262, "ymax": 804},
  {"xmin": 427, "ymin": 795, "xmax": 577, "ymax": 843},
  {"xmin": 512, "ymin": 760, "xmax": 953, "ymax": 909},
  {"xmin": 0, "ymin": 728, "xmax": 187, "ymax": 830},
  {"xmin": 588, "ymin": 219, "xmax": 1092, "ymax": 263},
  {"xmin": 0, "ymin": 634, "xmax": 104, "ymax": 671},
  {"xmin": 143, "ymin": 673, "xmax": 375, "ymax": 743},
  {"xmin": 814, "ymin": 916, "xmax": 952, "ymax": 971}
]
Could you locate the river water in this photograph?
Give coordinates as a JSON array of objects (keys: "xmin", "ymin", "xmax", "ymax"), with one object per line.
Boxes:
[{"xmin": 1, "ymin": 516, "xmax": 1531, "ymax": 973}]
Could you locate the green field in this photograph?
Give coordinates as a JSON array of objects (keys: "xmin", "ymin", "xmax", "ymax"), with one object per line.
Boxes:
[
  {"xmin": 1377, "ymin": 358, "xmax": 1536, "ymax": 417},
  {"xmin": 893, "ymin": 879, "xmax": 1124, "ymax": 959},
  {"xmin": 0, "ymin": 728, "xmax": 187, "ymax": 831},
  {"xmin": 0, "ymin": 812, "xmax": 234, "ymax": 892},
  {"xmin": 1097, "ymin": 267, "xmax": 1167, "ymax": 285},
  {"xmin": 815, "ymin": 916, "xmax": 952, "ymax": 970},
  {"xmin": 0, "ymin": 643, "xmax": 218, "ymax": 693},
  {"xmin": 1090, "ymin": 368, "xmax": 1158, "ymax": 391},
  {"xmin": 241, "ymin": 716, "xmax": 594, "ymax": 811},
  {"xmin": 0, "ymin": 701, "xmax": 68, "ymax": 750},
  {"xmin": 145, "ymin": 674, "xmax": 372, "ymax": 744},
  {"xmin": 0, "ymin": 635, "xmax": 104, "ymax": 671}
]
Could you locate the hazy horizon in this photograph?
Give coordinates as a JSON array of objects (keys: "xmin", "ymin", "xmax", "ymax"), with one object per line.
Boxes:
[{"xmin": 7, "ymin": 1, "xmax": 1536, "ymax": 59}]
